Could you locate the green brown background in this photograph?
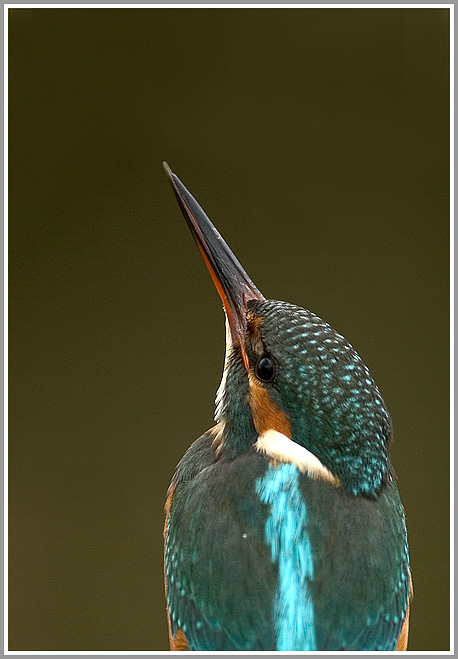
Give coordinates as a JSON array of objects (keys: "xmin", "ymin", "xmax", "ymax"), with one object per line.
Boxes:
[{"xmin": 9, "ymin": 7, "xmax": 450, "ymax": 652}]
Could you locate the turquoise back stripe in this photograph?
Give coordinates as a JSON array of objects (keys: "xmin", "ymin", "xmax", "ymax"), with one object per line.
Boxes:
[{"xmin": 255, "ymin": 463, "xmax": 316, "ymax": 651}]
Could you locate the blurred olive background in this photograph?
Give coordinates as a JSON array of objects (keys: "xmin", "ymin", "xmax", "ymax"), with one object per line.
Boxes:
[{"xmin": 8, "ymin": 7, "xmax": 449, "ymax": 652}]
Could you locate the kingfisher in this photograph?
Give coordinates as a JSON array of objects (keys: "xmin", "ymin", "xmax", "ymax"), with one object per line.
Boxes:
[{"xmin": 162, "ymin": 163, "xmax": 412, "ymax": 651}]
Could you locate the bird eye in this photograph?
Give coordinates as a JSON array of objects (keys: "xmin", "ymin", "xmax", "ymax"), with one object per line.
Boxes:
[{"xmin": 255, "ymin": 356, "xmax": 275, "ymax": 383}]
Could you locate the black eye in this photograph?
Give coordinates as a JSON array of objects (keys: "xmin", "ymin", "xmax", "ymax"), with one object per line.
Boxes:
[{"xmin": 255, "ymin": 356, "xmax": 275, "ymax": 383}]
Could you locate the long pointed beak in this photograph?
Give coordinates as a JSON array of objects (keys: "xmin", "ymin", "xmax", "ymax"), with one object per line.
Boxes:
[{"xmin": 163, "ymin": 162, "xmax": 265, "ymax": 369}]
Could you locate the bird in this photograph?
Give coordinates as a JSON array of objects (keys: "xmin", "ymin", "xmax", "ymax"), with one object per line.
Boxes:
[{"xmin": 162, "ymin": 162, "xmax": 412, "ymax": 651}]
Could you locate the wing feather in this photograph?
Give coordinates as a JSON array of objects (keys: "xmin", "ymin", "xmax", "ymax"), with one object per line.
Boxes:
[{"xmin": 165, "ymin": 435, "xmax": 410, "ymax": 651}]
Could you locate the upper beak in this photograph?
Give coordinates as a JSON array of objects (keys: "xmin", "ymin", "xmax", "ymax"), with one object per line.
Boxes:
[{"xmin": 163, "ymin": 162, "xmax": 265, "ymax": 369}]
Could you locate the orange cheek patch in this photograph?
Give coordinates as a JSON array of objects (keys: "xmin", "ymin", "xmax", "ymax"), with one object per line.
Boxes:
[
  {"xmin": 248, "ymin": 374, "xmax": 292, "ymax": 437},
  {"xmin": 246, "ymin": 310, "xmax": 264, "ymax": 335}
]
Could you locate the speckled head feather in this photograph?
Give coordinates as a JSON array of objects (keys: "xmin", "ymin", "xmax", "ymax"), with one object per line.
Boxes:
[
  {"xmin": 247, "ymin": 300, "xmax": 394, "ymax": 497},
  {"xmin": 213, "ymin": 299, "xmax": 393, "ymax": 498}
]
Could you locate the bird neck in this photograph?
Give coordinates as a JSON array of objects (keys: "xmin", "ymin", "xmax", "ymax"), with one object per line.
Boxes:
[
  {"xmin": 215, "ymin": 349, "xmax": 393, "ymax": 498},
  {"xmin": 215, "ymin": 352, "xmax": 258, "ymax": 459},
  {"xmin": 286, "ymin": 410, "xmax": 394, "ymax": 498}
]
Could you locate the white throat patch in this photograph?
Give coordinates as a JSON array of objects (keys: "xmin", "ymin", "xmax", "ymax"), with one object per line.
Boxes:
[
  {"xmin": 214, "ymin": 317, "xmax": 232, "ymax": 423},
  {"xmin": 255, "ymin": 430, "xmax": 340, "ymax": 486}
]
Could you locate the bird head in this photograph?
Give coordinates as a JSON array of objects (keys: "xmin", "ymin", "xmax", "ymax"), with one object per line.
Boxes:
[{"xmin": 164, "ymin": 164, "xmax": 393, "ymax": 498}]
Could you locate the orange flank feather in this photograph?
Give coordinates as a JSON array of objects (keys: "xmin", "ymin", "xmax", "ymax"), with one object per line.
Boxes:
[
  {"xmin": 395, "ymin": 604, "xmax": 410, "ymax": 651},
  {"xmin": 170, "ymin": 628, "xmax": 190, "ymax": 651},
  {"xmin": 396, "ymin": 572, "xmax": 413, "ymax": 651},
  {"xmin": 164, "ymin": 482, "xmax": 177, "ymax": 649}
]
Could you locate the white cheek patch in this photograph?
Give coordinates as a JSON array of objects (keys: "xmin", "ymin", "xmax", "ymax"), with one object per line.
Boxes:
[{"xmin": 255, "ymin": 430, "xmax": 340, "ymax": 486}]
